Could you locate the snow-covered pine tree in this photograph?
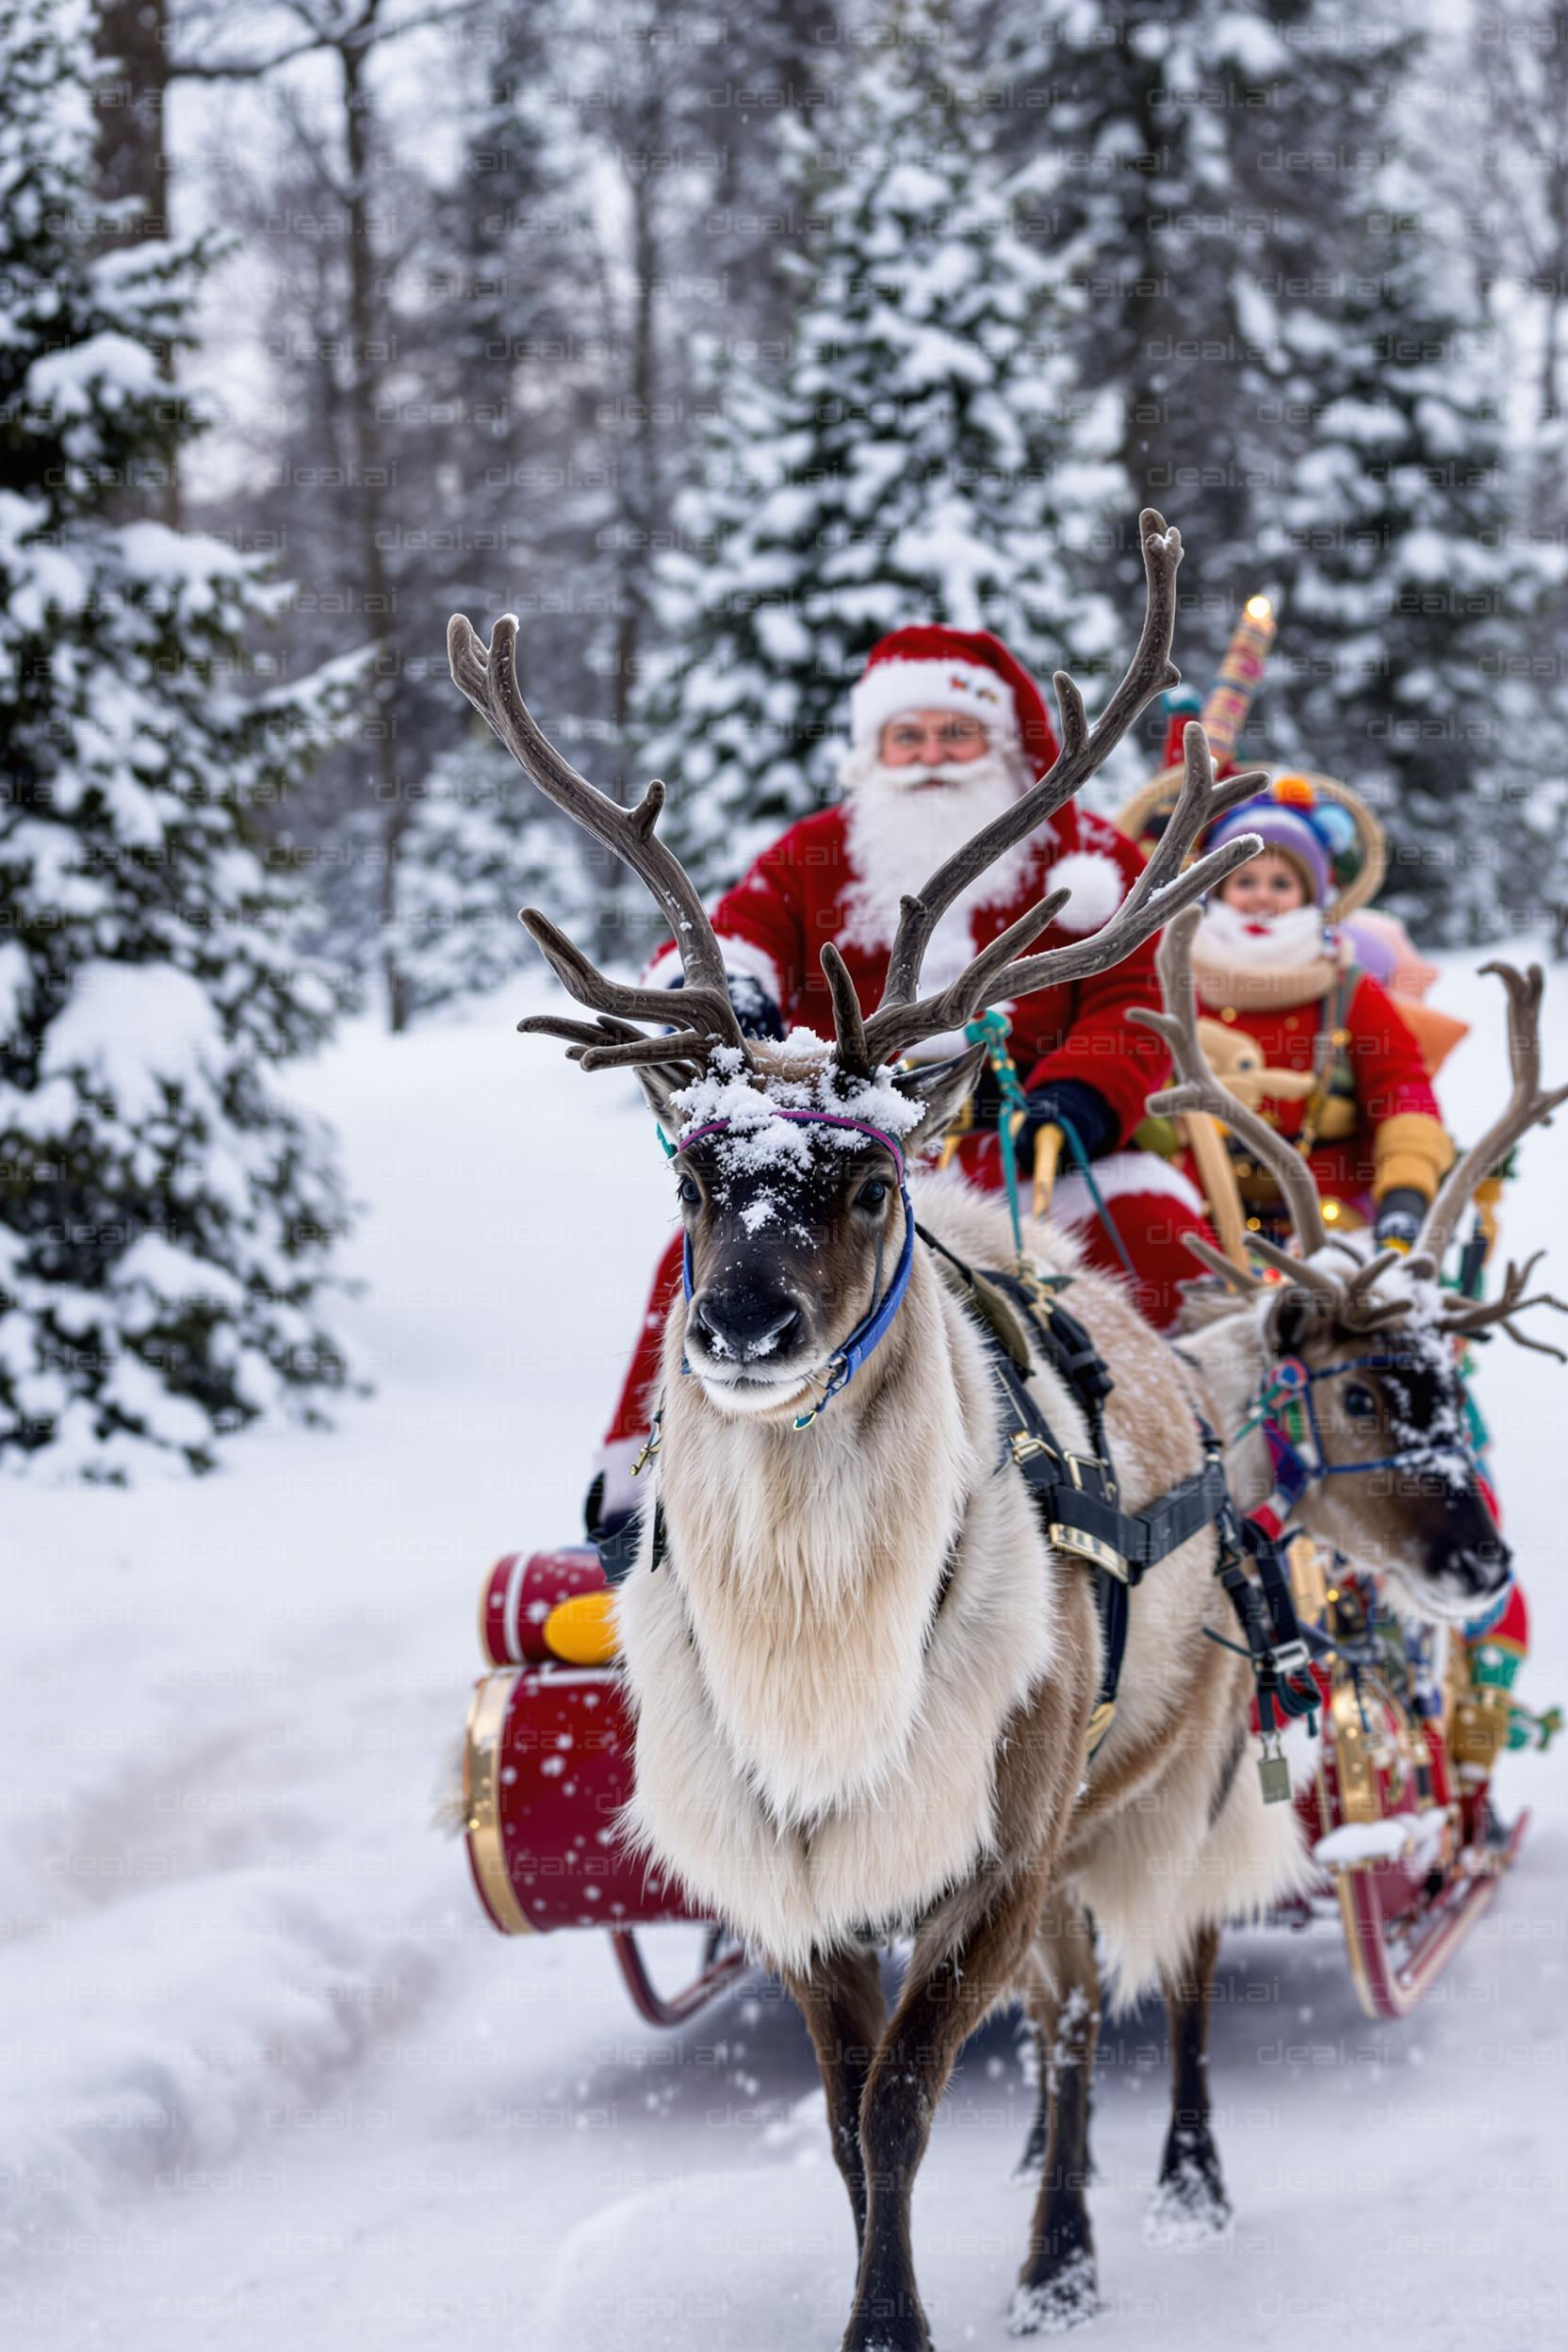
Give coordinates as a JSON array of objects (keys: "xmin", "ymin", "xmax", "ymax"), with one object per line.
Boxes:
[
  {"xmin": 389, "ymin": 735, "xmax": 606, "ymax": 1019},
  {"xmin": 0, "ymin": 0, "xmax": 363, "ymax": 1476},
  {"xmin": 988, "ymin": 0, "xmax": 1419, "ymax": 697},
  {"xmin": 1259, "ymin": 157, "xmax": 1563, "ymax": 943},
  {"xmin": 640, "ymin": 0, "xmax": 1128, "ymax": 893},
  {"xmin": 387, "ymin": 0, "xmax": 612, "ymax": 1019}
]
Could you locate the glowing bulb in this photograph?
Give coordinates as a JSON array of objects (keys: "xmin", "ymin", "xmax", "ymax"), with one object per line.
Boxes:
[{"xmin": 1245, "ymin": 596, "xmax": 1273, "ymax": 622}]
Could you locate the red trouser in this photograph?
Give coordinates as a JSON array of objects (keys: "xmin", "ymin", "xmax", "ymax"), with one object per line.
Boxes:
[{"xmin": 591, "ymin": 1144, "xmax": 1214, "ymax": 1519}]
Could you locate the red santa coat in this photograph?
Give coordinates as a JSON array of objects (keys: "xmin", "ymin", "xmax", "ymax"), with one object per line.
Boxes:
[
  {"xmin": 644, "ymin": 799, "xmax": 1169, "ymax": 1149},
  {"xmin": 1192, "ymin": 971, "xmax": 1442, "ymax": 1214}
]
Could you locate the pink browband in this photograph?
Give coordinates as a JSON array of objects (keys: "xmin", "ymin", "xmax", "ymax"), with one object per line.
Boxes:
[{"xmin": 678, "ymin": 1108, "xmax": 907, "ymax": 1184}]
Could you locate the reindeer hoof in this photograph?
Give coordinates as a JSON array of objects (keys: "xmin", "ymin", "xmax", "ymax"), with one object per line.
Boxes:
[
  {"xmin": 1144, "ymin": 2153, "xmax": 1233, "ymax": 2247},
  {"xmin": 1008, "ymin": 2250, "xmax": 1098, "ymax": 2335}
]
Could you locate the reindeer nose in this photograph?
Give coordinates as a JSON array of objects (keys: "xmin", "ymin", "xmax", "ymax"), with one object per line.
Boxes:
[
  {"xmin": 689, "ymin": 1288, "xmax": 803, "ymax": 1363},
  {"xmin": 1435, "ymin": 1532, "xmax": 1513, "ymax": 1598}
]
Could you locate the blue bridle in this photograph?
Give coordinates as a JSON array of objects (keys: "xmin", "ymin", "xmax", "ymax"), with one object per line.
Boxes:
[
  {"xmin": 676, "ymin": 1108, "xmax": 915, "ymax": 1429},
  {"xmin": 1256, "ymin": 1350, "xmax": 1479, "ymax": 1510}
]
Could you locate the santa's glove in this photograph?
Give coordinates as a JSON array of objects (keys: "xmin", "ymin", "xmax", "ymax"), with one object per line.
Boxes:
[
  {"xmin": 1373, "ymin": 1188, "xmax": 1427, "ymax": 1252},
  {"xmin": 1014, "ymin": 1080, "xmax": 1116, "ymax": 1172},
  {"xmin": 664, "ymin": 971, "xmax": 784, "ymax": 1041}
]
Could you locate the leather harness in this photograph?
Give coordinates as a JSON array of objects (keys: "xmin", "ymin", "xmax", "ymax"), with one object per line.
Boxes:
[
  {"xmin": 914, "ymin": 1227, "xmax": 1234, "ymax": 1756},
  {"xmin": 598, "ymin": 1224, "xmax": 1304, "ymax": 1774}
]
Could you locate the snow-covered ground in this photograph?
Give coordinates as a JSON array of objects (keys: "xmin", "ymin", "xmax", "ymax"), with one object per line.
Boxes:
[{"xmin": 2, "ymin": 953, "xmax": 1565, "ymax": 2350}]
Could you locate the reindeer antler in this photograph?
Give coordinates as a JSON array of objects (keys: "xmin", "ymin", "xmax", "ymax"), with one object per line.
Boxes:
[
  {"xmin": 446, "ymin": 613, "xmax": 748, "ymax": 1069},
  {"xmin": 1136, "ymin": 919, "xmax": 1568, "ymax": 1351},
  {"xmin": 1416, "ymin": 962, "xmax": 1568, "ymax": 1264},
  {"xmin": 1439, "ymin": 1249, "xmax": 1568, "ymax": 1359},
  {"xmin": 1131, "ymin": 906, "xmax": 1422, "ymax": 1332},
  {"xmin": 449, "ymin": 514, "xmax": 1263, "ymax": 1090},
  {"xmin": 1132, "ymin": 905, "xmax": 1331, "ymax": 1263},
  {"xmin": 852, "ymin": 514, "xmax": 1268, "ymax": 1070}
]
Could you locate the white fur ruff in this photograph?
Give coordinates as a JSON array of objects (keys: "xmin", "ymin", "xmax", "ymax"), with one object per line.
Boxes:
[
  {"xmin": 613, "ymin": 1189, "xmax": 1083, "ymax": 1969},
  {"xmin": 645, "ymin": 930, "xmax": 785, "ymax": 1009}
]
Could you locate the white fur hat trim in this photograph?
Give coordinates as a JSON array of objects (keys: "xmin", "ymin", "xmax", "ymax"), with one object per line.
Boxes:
[{"xmin": 850, "ymin": 658, "xmax": 1021, "ymax": 745}]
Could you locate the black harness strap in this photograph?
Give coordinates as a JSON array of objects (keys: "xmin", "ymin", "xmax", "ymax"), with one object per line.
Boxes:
[
  {"xmin": 595, "ymin": 1511, "xmax": 661, "ymax": 1585},
  {"xmin": 921, "ymin": 1233, "xmax": 1233, "ymax": 1753},
  {"xmin": 1205, "ymin": 1486, "xmax": 1319, "ymax": 1795}
]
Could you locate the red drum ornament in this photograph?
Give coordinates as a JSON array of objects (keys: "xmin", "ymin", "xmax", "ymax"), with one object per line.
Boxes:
[{"xmin": 463, "ymin": 1548, "xmax": 700, "ymax": 1936}]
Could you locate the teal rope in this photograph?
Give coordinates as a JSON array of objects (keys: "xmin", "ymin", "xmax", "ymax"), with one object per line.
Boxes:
[
  {"xmin": 1054, "ymin": 1112, "xmax": 1140, "ymax": 1286},
  {"xmin": 965, "ymin": 1010, "xmax": 1028, "ymax": 1264}
]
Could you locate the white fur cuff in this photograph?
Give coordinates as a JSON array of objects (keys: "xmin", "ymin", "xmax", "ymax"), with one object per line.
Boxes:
[
  {"xmin": 1038, "ymin": 850, "xmax": 1127, "ymax": 935},
  {"xmin": 1049, "ymin": 1153, "xmax": 1207, "ymax": 1226}
]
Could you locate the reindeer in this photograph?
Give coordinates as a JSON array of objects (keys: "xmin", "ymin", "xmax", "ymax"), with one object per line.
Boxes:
[
  {"xmin": 1145, "ymin": 906, "xmax": 1566, "ymax": 1627},
  {"xmin": 445, "ymin": 513, "xmax": 1556, "ymax": 2345}
]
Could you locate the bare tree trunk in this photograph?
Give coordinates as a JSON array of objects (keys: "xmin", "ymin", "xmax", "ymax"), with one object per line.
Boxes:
[
  {"xmin": 339, "ymin": 27, "xmax": 409, "ymax": 1031},
  {"xmin": 1541, "ymin": 19, "xmax": 1568, "ymax": 428},
  {"xmin": 596, "ymin": 162, "xmax": 663, "ymax": 970},
  {"xmin": 95, "ymin": 0, "xmax": 180, "ymax": 525}
]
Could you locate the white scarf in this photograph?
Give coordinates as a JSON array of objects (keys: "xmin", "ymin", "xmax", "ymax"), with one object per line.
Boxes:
[{"xmin": 1191, "ymin": 901, "xmax": 1344, "ymax": 1011}]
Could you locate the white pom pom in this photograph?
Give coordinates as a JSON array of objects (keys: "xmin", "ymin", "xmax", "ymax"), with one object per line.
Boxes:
[{"xmin": 1039, "ymin": 850, "xmax": 1127, "ymax": 935}]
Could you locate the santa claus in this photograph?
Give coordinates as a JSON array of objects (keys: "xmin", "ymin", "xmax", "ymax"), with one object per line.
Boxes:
[{"xmin": 587, "ymin": 626, "xmax": 1214, "ymax": 1538}]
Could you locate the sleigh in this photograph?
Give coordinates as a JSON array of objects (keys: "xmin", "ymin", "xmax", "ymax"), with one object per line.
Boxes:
[{"xmin": 460, "ymin": 1536, "xmax": 1530, "ymax": 2026}]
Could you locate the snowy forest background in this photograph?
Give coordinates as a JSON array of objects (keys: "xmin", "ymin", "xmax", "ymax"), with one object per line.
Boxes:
[{"xmin": 7, "ymin": 0, "xmax": 1568, "ymax": 1472}]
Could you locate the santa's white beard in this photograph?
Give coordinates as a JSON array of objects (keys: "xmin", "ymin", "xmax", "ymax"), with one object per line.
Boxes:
[
  {"xmin": 836, "ymin": 740, "xmax": 1037, "ymax": 1061},
  {"xmin": 1195, "ymin": 900, "xmax": 1329, "ymax": 970},
  {"xmin": 839, "ymin": 742, "xmax": 1034, "ymax": 959}
]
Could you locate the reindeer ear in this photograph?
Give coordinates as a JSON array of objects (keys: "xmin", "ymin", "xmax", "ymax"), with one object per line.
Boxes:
[
  {"xmin": 898, "ymin": 1044, "xmax": 988, "ymax": 1154},
  {"xmin": 1266, "ymin": 1282, "xmax": 1327, "ymax": 1355},
  {"xmin": 636, "ymin": 1066, "xmax": 686, "ymax": 1135}
]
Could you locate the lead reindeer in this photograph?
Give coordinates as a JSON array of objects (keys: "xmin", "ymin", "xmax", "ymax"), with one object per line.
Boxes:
[{"xmin": 447, "ymin": 514, "xmax": 1552, "ymax": 2344}]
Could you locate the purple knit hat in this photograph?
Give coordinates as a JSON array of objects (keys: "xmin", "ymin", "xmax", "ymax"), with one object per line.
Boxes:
[{"xmin": 1207, "ymin": 790, "xmax": 1331, "ymax": 904}]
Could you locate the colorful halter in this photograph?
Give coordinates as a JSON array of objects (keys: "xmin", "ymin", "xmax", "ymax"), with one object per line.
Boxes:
[
  {"xmin": 1242, "ymin": 1350, "xmax": 1484, "ymax": 1547},
  {"xmin": 676, "ymin": 1109, "xmax": 914, "ymax": 1429}
]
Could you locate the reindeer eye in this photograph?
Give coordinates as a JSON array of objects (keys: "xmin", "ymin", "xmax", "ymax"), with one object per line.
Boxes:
[
  {"xmin": 856, "ymin": 1179, "xmax": 890, "ymax": 1211},
  {"xmin": 1343, "ymin": 1382, "xmax": 1379, "ymax": 1421},
  {"xmin": 678, "ymin": 1175, "xmax": 701, "ymax": 1207}
]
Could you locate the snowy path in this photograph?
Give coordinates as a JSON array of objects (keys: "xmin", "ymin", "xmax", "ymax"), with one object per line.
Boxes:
[{"xmin": 2, "ymin": 966, "xmax": 1565, "ymax": 2349}]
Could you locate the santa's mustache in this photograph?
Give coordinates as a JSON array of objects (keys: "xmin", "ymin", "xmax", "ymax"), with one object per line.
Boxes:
[{"xmin": 852, "ymin": 750, "xmax": 1022, "ymax": 795}]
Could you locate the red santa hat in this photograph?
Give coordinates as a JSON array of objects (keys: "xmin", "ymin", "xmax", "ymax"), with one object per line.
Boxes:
[{"xmin": 848, "ymin": 627, "xmax": 1060, "ymax": 776}]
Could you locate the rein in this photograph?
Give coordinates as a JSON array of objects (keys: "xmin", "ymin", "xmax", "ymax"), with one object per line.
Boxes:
[{"xmin": 675, "ymin": 1108, "xmax": 915, "ymax": 1429}]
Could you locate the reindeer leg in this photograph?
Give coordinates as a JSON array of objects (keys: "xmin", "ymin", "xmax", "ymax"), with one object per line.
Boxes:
[
  {"xmin": 1146, "ymin": 1919, "xmax": 1232, "ymax": 2246},
  {"xmin": 1012, "ymin": 1895, "xmax": 1102, "ymax": 2335},
  {"xmin": 782, "ymin": 1944, "xmax": 887, "ymax": 2255},
  {"xmin": 842, "ymin": 1878, "xmax": 1041, "ymax": 2352},
  {"xmin": 1014, "ymin": 1946, "xmax": 1053, "ymax": 2182},
  {"xmin": 1014, "ymin": 1909, "xmax": 1098, "ymax": 2183}
]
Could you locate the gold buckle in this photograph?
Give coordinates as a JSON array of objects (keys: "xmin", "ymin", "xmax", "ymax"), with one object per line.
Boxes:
[
  {"xmin": 1049, "ymin": 1523, "xmax": 1130, "ymax": 1581},
  {"xmin": 1086, "ymin": 1697, "xmax": 1117, "ymax": 1754},
  {"xmin": 1010, "ymin": 1429, "xmax": 1054, "ymax": 1466},
  {"xmin": 631, "ymin": 1427, "xmax": 662, "ymax": 1476}
]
